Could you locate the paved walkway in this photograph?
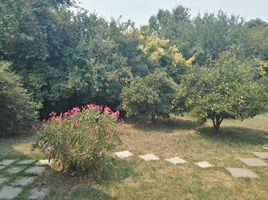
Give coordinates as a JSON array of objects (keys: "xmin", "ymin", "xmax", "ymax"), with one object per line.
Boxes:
[
  {"xmin": 0, "ymin": 158, "xmax": 49, "ymax": 199},
  {"xmin": 114, "ymin": 146, "xmax": 268, "ymax": 179}
]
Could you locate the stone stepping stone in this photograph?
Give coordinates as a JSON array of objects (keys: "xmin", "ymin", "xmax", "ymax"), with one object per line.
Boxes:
[
  {"xmin": 17, "ymin": 159, "xmax": 36, "ymax": 165},
  {"xmin": 139, "ymin": 153, "xmax": 160, "ymax": 161},
  {"xmin": 6, "ymin": 167, "xmax": 25, "ymax": 174},
  {"xmin": 29, "ymin": 188, "xmax": 49, "ymax": 199},
  {"xmin": 263, "ymin": 147, "xmax": 268, "ymax": 151},
  {"xmin": 35, "ymin": 159, "xmax": 56, "ymax": 166},
  {"xmin": 252, "ymin": 152, "xmax": 268, "ymax": 159},
  {"xmin": 0, "ymin": 159, "xmax": 16, "ymax": 166},
  {"xmin": 114, "ymin": 151, "xmax": 133, "ymax": 159},
  {"xmin": 0, "ymin": 186, "xmax": 23, "ymax": 200},
  {"xmin": 239, "ymin": 158, "xmax": 268, "ymax": 167},
  {"xmin": 0, "ymin": 165, "xmax": 5, "ymax": 170},
  {"xmin": 195, "ymin": 161, "xmax": 214, "ymax": 168},
  {"xmin": 0, "ymin": 175, "xmax": 9, "ymax": 185},
  {"xmin": 35, "ymin": 159, "xmax": 49, "ymax": 166},
  {"xmin": 25, "ymin": 166, "xmax": 46, "ymax": 176},
  {"xmin": 11, "ymin": 177, "xmax": 36, "ymax": 186},
  {"xmin": 165, "ymin": 156, "xmax": 187, "ymax": 165},
  {"xmin": 226, "ymin": 167, "xmax": 258, "ymax": 178}
]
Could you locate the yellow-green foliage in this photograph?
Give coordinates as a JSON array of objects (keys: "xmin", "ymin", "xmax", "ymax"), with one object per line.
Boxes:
[
  {"xmin": 131, "ymin": 30, "xmax": 193, "ymax": 67},
  {"xmin": 257, "ymin": 59, "xmax": 268, "ymax": 77}
]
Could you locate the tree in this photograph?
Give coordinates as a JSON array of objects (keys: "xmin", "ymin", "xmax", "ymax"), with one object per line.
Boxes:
[
  {"xmin": 121, "ymin": 70, "xmax": 177, "ymax": 121},
  {"xmin": 174, "ymin": 49, "xmax": 267, "ymax": 131},
  {"xmin": 0, "ymin": 61, "xmax": 38, "ymax": 136},
  {"xmin": 128, "ymin": 29, "xmax": 193, "ymax": 82}
]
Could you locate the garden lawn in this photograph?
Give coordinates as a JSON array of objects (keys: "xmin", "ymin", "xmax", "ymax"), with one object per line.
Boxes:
[{"xmin": 0, "ymin": 115, "xmax": 268, "ymax": 200}]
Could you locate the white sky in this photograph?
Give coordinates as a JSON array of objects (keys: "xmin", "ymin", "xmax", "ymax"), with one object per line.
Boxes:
[{"xmin": 77, "ymin": 0, "xmax": 268, "ymax": 26}]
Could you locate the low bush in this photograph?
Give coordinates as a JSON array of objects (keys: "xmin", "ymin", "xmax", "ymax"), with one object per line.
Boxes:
[
  {"xmin": 0, "ymin": 61, "xmax": 38, "ymax": 136},
  {"xmin": 33, "ymin": 104, "xmax": 121, "ymax": 173}
]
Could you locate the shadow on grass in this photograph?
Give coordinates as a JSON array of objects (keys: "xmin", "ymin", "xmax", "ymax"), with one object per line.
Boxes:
[
  {"xmin": 65, "ymin": 188, "xmax": 112, "ymax": 200},
  {"xmin": 100, "ymin": 157, "xmax": 135, "ymax": 183},
  {"xmin": 129, "ymin": 117, "xmax": 197, "ymax": 133},
  {"xmin": 198, "ymin": 126, "xmax": 268, "ymax": 145},
  {"xmin": 32, "ymin": 157, "xmax": 135, "ymax": 199}
]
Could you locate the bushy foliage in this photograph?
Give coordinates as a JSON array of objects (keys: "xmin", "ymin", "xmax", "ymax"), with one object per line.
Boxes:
[
  {"xmin": 33, "ymin": 104, "xmax": 121, "ymax": 172},
  {"xmin": 121, "ymin": 70, "xmax": 177, "ymax": 121},
  {"xmin": 0, "ymin": 61, "xmax": 38, "ymax": 136},
  {"xmin": 174, "ymin": 49, "xmax": 268, "ymax": 130}
]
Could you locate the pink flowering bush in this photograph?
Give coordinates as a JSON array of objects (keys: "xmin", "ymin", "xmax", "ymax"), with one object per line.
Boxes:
[{"xmin": 33, "ymin": 104, "xmax": 121, "ymax": 173}]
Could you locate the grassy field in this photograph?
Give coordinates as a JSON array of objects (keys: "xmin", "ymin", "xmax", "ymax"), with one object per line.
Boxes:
[{"xmin": 0, "ymin": 115, "xmax": 268, "ymax": 200}]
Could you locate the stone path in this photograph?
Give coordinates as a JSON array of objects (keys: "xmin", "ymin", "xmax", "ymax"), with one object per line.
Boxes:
[
  {"xmin": 239, "ymin": 158, "xmax": 268, "ymax": 167},
  {"xmin": 252, "ymin": 152, "xmax": 268, "ymax": 159},
  {"xmin": 29, "ymin": 188, "xmax": 49, "ymax": 200},
  {"xmin": 114, "ymin": 151, "xmax": 133, "ymax": 159},
  {"xmin": 165, "ymin": 157, "xmax": 186, "ymax": 165},
  {"xmin": 139, "ymin": 154, "xmax": 160, "ymax": 161},
  {"xmin": 195, "ymin": 161, "xmax": 214, "ymax": 168},
  {"xmin": 114, "ymin": 146, "xmax": 268, "ymax": 179},
  {"xmin": 0, "ymin": 158, "xmax": 49, "ymax": 199},
  {"xmin": 225, "ymin": 168, "xmax": 259, "ymax": 178},
  {"xmin": 0, "ymin": 186, "xmax": 23, "ymax": 200}
]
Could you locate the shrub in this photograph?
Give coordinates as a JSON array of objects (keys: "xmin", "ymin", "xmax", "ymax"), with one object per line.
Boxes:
[
  {"xmin": 33, "ymin": 104, "xmax": 121, "ymax": 173},
  {"xmin": 121, "ymin": 70, "xmax": 178, "ymax": 121},
  {"xmin": 0, "ymin": 61, "xmax": 38, "ymax": 136}
]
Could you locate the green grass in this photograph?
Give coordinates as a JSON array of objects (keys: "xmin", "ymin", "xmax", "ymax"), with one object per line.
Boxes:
[{"xmin": 0, "ymin": 115, "xmax": 268, "ymax": 200}]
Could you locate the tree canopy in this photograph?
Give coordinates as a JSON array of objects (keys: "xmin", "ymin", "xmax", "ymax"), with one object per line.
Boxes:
[
  {"xmin": 0, "ymin": 1, "xmax": 267, "ymax": 125},
  {"xmin": 174, "ymin": 49, "xmax": 267, "ymax": 130}
]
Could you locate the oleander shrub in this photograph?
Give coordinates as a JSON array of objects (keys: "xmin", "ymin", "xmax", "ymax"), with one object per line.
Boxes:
[
  {"xmin": 33, "ymin": 104, "xmax": 121, "ymax": 173},
  {"xmin": 0, "ymin": 61, "xmax": 38, "ymax": 136}
]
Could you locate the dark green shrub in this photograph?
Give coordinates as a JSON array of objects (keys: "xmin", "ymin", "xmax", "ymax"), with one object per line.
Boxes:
[
  {"xmin": 0, "ymin": 61, "xmax": 38, "ymax": 136},
  {"xmin": 33, "ymin": 104, "xmax": 121, "ymax": 173},
  {"xmin": 121, "ymin": 70, "xmax": 178, "ymax": 121}
]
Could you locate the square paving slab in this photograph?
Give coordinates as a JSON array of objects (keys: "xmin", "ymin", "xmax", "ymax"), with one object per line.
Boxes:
[
  {"xmin": 29, "ymin": 188, "xmax": 49, "ymax": 199},
  {"xmin": 36, "ymin": 159, "xmax": 49, "ymax": 166},
  {"xmin": 226, "ymin": 168, "xmax": 258, "ymax": 178},
  {"xmin": 11, "ymin": 177, "xmax": 36, "ymax": 186},
  {"xmin": 0, "ymin": 159, "xmax": 16, "ymax": 166},
  {"xmin": 114, "ymin": 151, "xmax": 133, "ymax": 159},
  {"xmin": 0, "ymin": 175, "xmax": 9, "ymax": 185},
  {"xmin": 165, "ymin": 157, "xmax": 187, "ymax": 165},
  {"xmin": 195, "ymin": 161, "xmax": 214, "ymax": 168},
  {"xmin": 17, "ymin": 159, "xmax": 36, "ymax": 165},
  {"xmin": 252, "ymin": 152, "xmax": 268, "ymax": 159},
  {"xmin": 139, "ymin": 153, "xmax": 160, "ymax": 161},
  {"xmin": 0, "ymin": 186, "xmax": 23, "ymax": 200},
  {"xmin": 239, "ymin": 158, "xmax": 268, "ymax": 167},
  {"xmin": 36, "ymin": 159, "xmax": 56, "ymax": 166},
  {"xmin": 6, "ymin": 167, "xmax": 25, "ymax": 174},
  {"xmin": 25, "ymin": 166, "xmax": 46, "ymax": 175}
]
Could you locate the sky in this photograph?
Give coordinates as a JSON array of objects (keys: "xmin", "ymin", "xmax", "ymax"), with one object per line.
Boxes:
[{"xmin": 77, "ymin": 0, "xmax": 268, "ymax": 26}]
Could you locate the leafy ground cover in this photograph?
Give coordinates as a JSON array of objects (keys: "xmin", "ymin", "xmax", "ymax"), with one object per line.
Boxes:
[{"xmin": 0, "ymin": 115, "xmax": 267, "ymax": 200}]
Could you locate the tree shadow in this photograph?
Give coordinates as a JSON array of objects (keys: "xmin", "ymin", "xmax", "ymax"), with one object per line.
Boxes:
[
  {"xmin": 65, "ymin": 188, "xmax": 112, "ymax": 200},
  {"xmin": 198, "ymin": 126, "xmax": 268, "ymax": 145},
  {"xmin": 129, "ymin": 117, "xmax": 197, "ymax": 133}
]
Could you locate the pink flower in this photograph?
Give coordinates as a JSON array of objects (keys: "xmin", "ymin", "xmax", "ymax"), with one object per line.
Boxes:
[
  {"xmin": 110, "ymin": 111, "xmax": 120, "ymax": 119},
  {"xmin": 70, "ymin": 107, "xmax": 81, "ymax": 115},
  {"xmin": 63, "ymin": 112, "xmax": 70, "ymax": 117},
  {"xmin": 104, "ymin": 106, "xmax": 112, "ymax": 114},
  {"xmin": 85, "ymin": 104, "xmax": 102, "ymax": 111}
]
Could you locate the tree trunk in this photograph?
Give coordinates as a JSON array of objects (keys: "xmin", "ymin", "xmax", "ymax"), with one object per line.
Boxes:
[
  {"xmin": 212, "ymin": 116, "xmax": 223, "ymax": 132},
  {"xmin": 151, "ymin": 113, "xmax": 156, "ymax": 123}
]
